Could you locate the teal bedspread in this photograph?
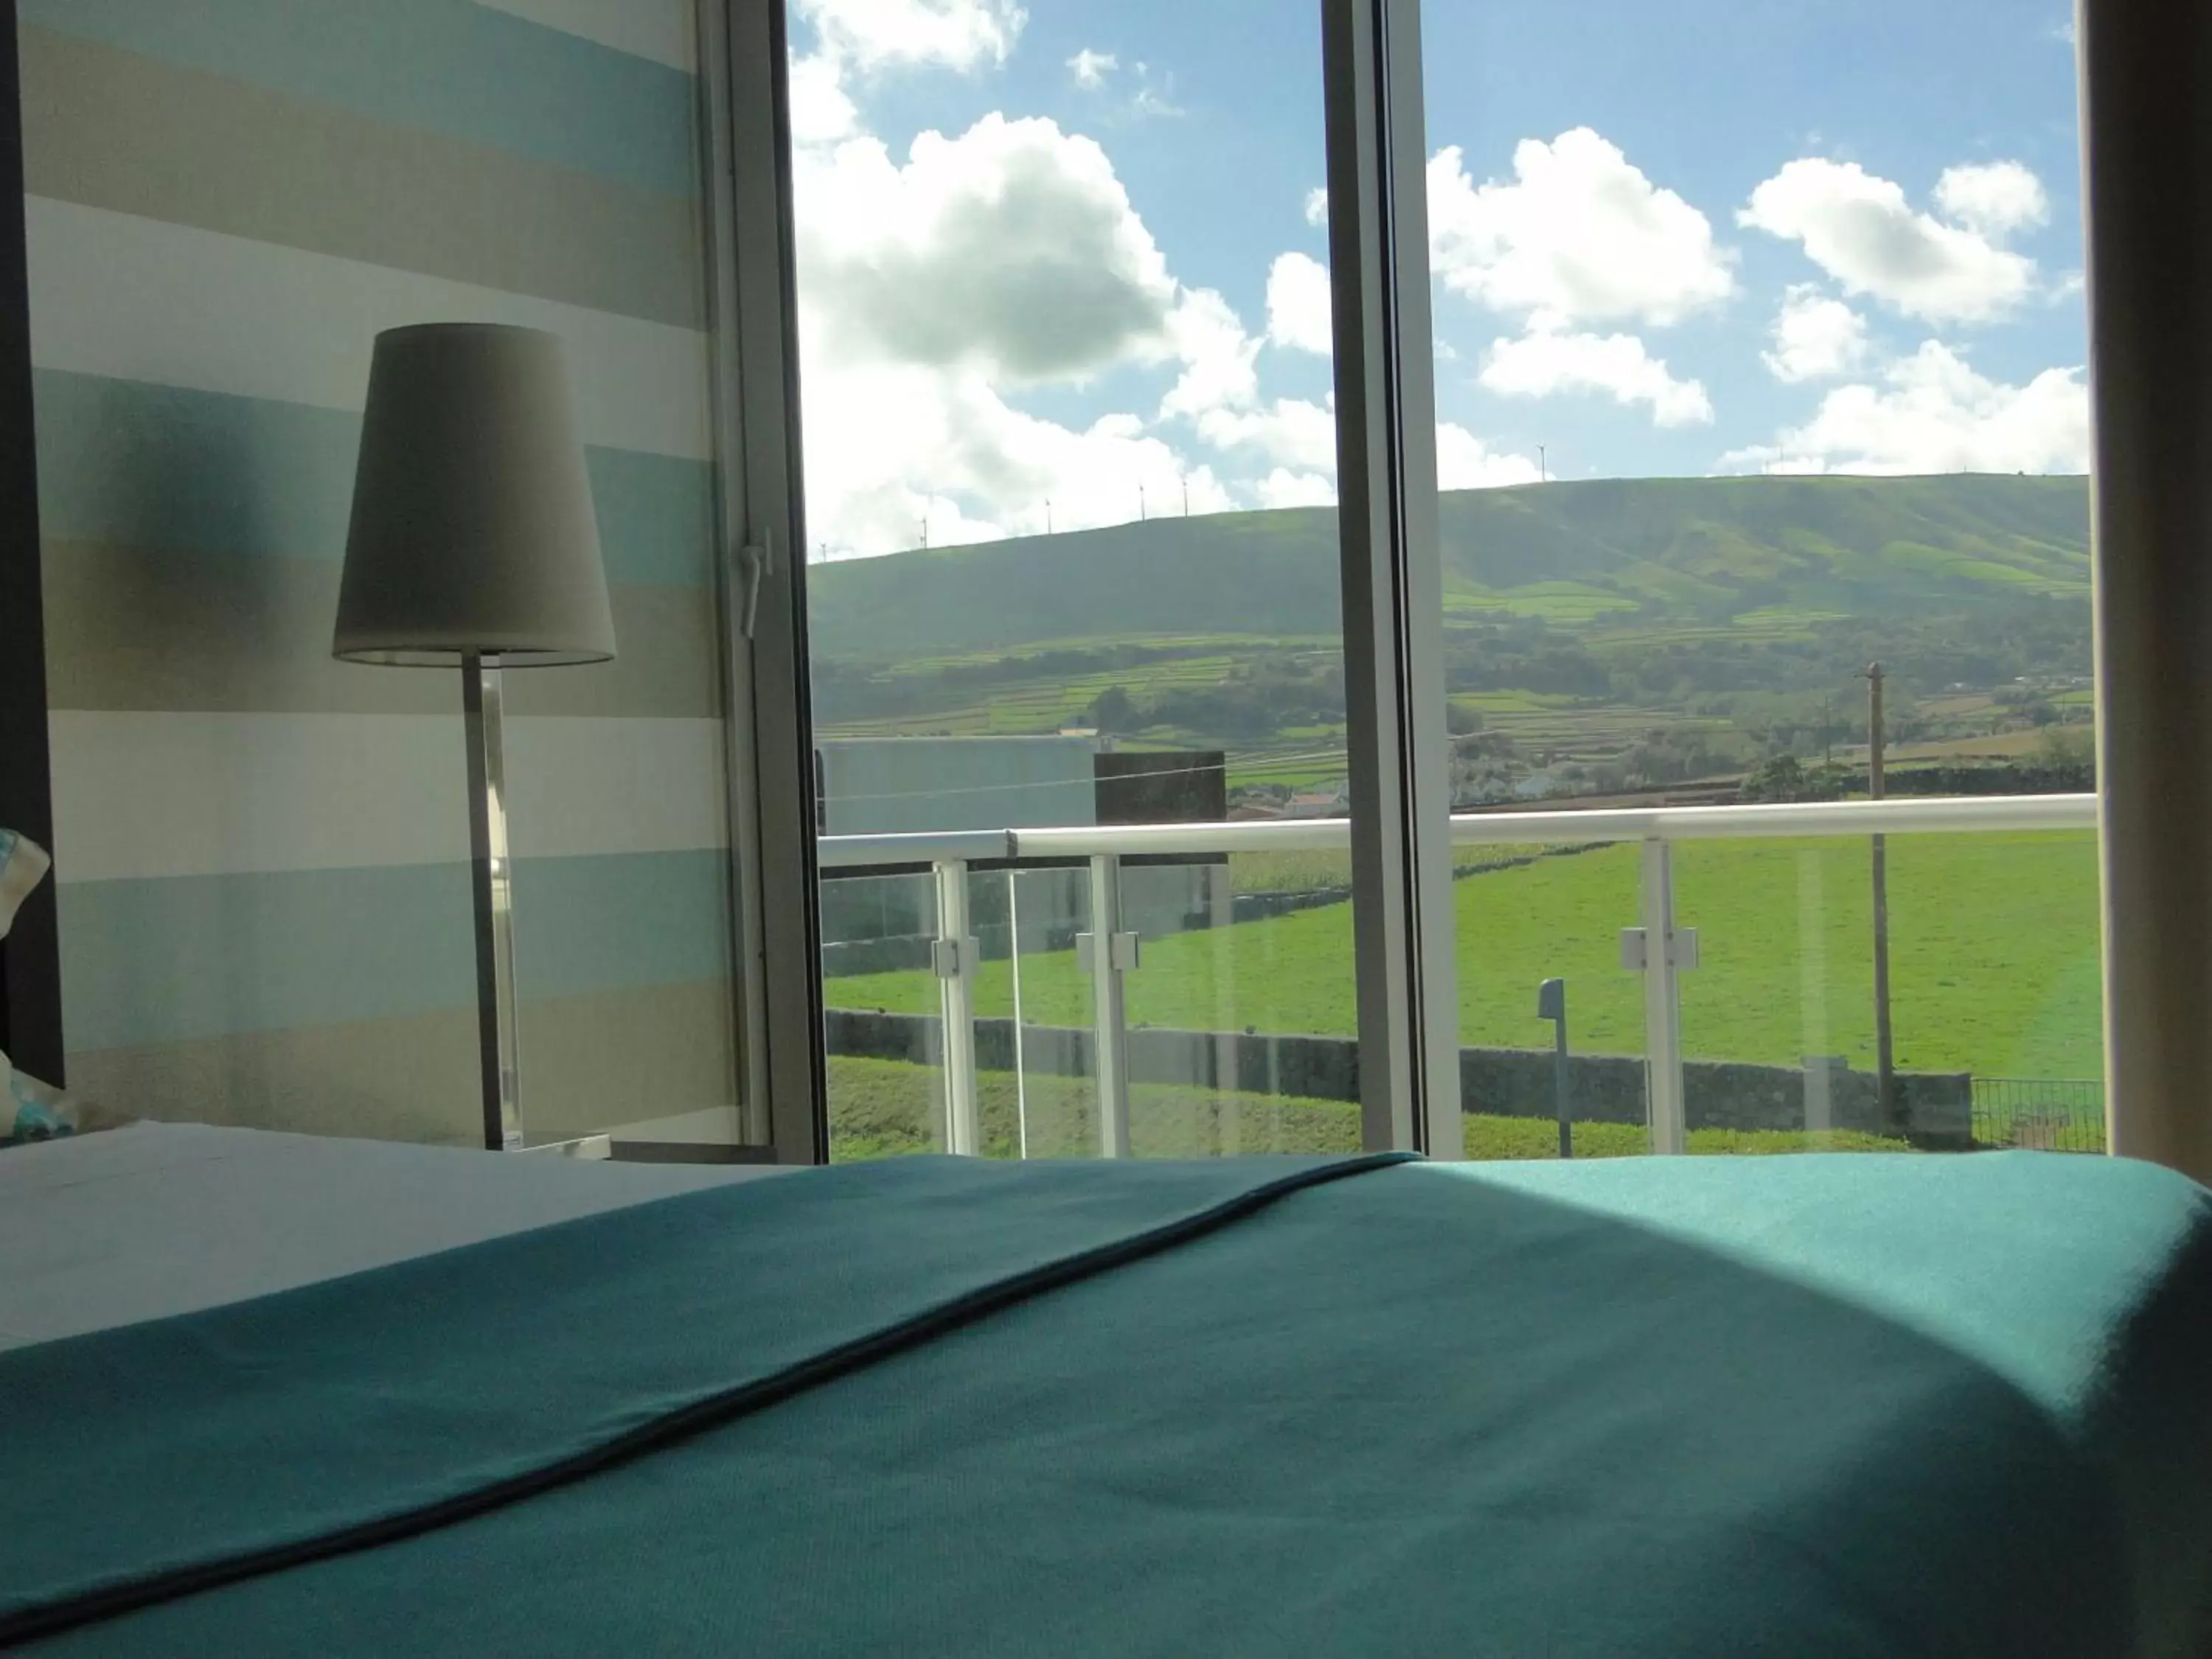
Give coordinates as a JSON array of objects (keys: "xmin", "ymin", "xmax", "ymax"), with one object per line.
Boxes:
[{"xmin": 3, "ymin": 1151, "xmax": 2208, "ymax": 1657}]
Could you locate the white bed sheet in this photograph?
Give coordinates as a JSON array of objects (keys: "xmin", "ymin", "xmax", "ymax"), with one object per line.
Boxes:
[{"xmin": 0, "ymin": 1123, "xmax": 785, "ymax": 1352}]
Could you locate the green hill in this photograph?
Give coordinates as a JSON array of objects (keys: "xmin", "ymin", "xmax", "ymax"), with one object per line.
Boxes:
[{"xmin": 808, "ymin": 473, "xmax": 2090, "ymax": 663}]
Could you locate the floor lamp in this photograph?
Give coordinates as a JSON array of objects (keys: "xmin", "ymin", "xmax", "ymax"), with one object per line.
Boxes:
[{"xmin": 333, "ymin": 324, "xmax": 616, "ymax": 1152}]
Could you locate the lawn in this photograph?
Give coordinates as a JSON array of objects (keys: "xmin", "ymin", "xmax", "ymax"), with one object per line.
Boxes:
[
  {"xmin": 826, "ymin": 1056, "xmax": 1908, "ymax": 1162},
  {"xmin": 824, "ymin": 832, "xmax": 2104, "ymax": 1082}
]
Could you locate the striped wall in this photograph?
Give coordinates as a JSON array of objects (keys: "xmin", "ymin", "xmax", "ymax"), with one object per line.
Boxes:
[{"xmin": 16, "ymin": 0, "xmax": 740, "ymax": 1147}]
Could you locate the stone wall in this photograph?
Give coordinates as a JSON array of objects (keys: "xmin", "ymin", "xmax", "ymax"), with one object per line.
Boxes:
[{"xmin": 825, "ymin": 1009, "xmax": 1973, "ymax": 1141}]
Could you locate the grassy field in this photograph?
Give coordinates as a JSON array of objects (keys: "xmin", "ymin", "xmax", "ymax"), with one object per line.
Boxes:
[
  {"xmin": 827, "ymin": 1056, "xmax": 1907, "ymax": 1162},
  {"xmin": 825, "ymin": 831, "xmax": 2104, "ymax": 1080}
]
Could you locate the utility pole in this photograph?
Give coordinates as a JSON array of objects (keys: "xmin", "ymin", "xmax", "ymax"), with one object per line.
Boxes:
[
  {"xmin": 1867, "ymin": 664, "xmax": 1896, "ymax": 1132},
  {"xmin": 1821, "ymin": 695, "xmax": 1835, "ymax": 765},
  {"xmin": 1538, "ymin": 444, "xmax": 1547, "ymax": 484},
  {"xmin": 1182, "ymin": 476, "xmax": 1189, "ymax": 517},
  {"xmin": 921, "ymin": 507, "xmax": 929, "ymax": 551},
  {"xmin": 1139, "ymin": 483, "xmax": 1147, "ymax": 522},
  {"xmin": 1045, "ymin": 498, "xmax": 1053, "ymax": 535}
]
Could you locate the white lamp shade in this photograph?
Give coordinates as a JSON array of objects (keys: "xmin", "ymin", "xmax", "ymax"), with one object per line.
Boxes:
[{"xmin": 333, "ymin": 324, "xmax": 616, "ymax": 667}]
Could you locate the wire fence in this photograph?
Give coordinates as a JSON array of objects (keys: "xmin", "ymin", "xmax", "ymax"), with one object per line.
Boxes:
[{"xmin": 1971, "ymin": 1078, "xmax": 2107, "ymax": 1153}]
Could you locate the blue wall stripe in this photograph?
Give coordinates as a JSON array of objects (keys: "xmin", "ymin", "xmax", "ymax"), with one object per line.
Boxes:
[
  {"xmin": 510, "ymin": 850, "xmax": 734, "ymax": 1004},
  {"xmin": 32, "ymin": 371, "xmax": 714, "ymax": 588},
  {"xmin": 17, "ymin": 0, "xmax": 698, "ymax": 198},
  {"xmin": 59, "ymin": 850, "xmax": 731, "ymax": 1051},
  {"xmin": 586, "ymin": 447, "xmax": 720, "ymax": 592}
]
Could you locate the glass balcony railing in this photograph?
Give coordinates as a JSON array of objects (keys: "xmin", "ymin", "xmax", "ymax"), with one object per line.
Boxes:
[{"xmin": 819, "ymin": 796, "xmax": 2101, "ymax": 1163}]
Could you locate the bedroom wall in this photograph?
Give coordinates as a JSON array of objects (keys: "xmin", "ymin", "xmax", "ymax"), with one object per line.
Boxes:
[{"xmin": 15, "ymin": 0, "xmax": 740, "ymax": 1145}]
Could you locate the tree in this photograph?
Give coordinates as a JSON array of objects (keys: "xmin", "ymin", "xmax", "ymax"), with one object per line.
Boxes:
[
  {"xmin": 1739, "ymin": 754, "xmax": 1806, "ymax": 803},
  {"xmin": 2036, "ymin": 726, "xmax": 2096, "ymax": 772},
  {"xmin": 1739, "ymin": 754, "xmax": 1847, "ymax": 804},
  {"xmin": 1088, "ymin": 686, "xmax": 1139, "ymax": 733}
]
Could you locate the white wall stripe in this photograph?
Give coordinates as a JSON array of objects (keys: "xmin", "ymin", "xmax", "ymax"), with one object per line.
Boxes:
[
  {"xmin": 49, "ymin": 712, "xmax": 730, "ymax": 883},
  {"xmin": 24, "ymin": 197, "xmax": 712, "ymax": 460},
  {"xmin": 471, "ymin": 0, "xmax": 697, "ymax": 72}
]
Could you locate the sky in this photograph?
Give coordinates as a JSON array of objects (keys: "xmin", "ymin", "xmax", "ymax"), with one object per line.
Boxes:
[{"xmin": 785, "ymin": 0, "xmax": 2088, "ymax": 559}]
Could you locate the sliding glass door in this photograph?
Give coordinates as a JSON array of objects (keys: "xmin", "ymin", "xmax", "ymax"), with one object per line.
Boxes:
[
  {"xmin": 777, "ymin": 0, "xmax": 1401, "ymax": 1161},
  {"xmin": 1421, "ymin": 0, "xmax": 2098, "ymax": 1158}
]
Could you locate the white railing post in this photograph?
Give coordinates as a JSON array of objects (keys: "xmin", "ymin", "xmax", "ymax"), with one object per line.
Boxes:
[
  {"xmin": 1006, "ymin": 869, "xmax": 1029, "ymax": 1161},
  {"xmin": 931, "ymin": 859, "xmax": 981, "ymax": 1156},
  {"xmin": 1639, "ymin": 839, "xmax": 1689, "ymax": 1155},
  {"xmin": 1081, "ymin": 853, "xmax": 1135, "ymax": 1158}
]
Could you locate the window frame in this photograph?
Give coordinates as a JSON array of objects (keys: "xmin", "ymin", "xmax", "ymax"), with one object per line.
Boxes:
[{"xmin": 0, "ymin": 0, "xmax": 64, "ymax": 1088}]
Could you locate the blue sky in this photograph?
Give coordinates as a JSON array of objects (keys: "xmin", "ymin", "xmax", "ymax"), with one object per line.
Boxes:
[{"xmin": 787, "ymin": 0, "xmax": 2087, "ymax": 556}]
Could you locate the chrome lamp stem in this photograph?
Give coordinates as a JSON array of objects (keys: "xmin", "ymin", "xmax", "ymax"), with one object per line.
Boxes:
[{"xmin": 462, "ymin": 651, "xmax": 523, "ymax": 1151}]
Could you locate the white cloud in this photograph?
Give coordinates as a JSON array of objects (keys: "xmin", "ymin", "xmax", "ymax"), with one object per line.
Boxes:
[
  {"xmin": 1256, "ymin": 469, "xmax": 1337, "ymax": 509},
  {"xmin": 788, "ymin": 54, "xmax": 860, "ymax": 143},
  {"xmin": 1127, "ymin": 61, "xmax": 1183, "ymax": 119},
  {"xmin": 799, "ymin": 115, "xmax": 1178, "ymax": 383},
  {"xmin": 1437, "ymin": 422, "xmax": 1543, "ymax": 489},
  {"xmin": 1763, "ymin": 285, "xmax": 1869, "ymax": 383},
  {"xmin": 1197, "ymin": 397, "xmax": 1339, "ymax": 475},
  {"xmin": 1722, "ymin": 341, "xmax": 2089, "ymax": 474},
  {"xmin": 1265, "ymin": 252, "xmax": 1334, "ymax": 355},
  {"xmin": 1066, "ymin": 47, "xmax": 1116, "ymax": 88},
  {"xmin": 1427, "ymin": 129, "xmax": 1736, "ymax": 330},
  {"xmin": 1479, "ymin": 329, "xmax": 1714, "ymax": 427},
  {"xmin": 1159, "ymin": 288, "xmax": 1260, "ymax": 419},
  {"xmin": 1740, "ymin": 158, "xmax": 2041, "ymax": 323},
  {"xmin": 1304, "ymin": 187, "xmax": 1329, "ymax": 228},
  {"xmin": 1933, "ymin": 161, "xmax": 2050, "ymax": 239},
  {"xmin": 796, "ymin": 0, "xmax": 1027, "ymax": 74},
  {"xmin": 791, "ymin": 100, "xmax": 1279, "ymax": 553},
  {"xmin": 1241, "ymin": 422, "xmax": 1541, "ymax": 504},
  {"xmin": 800, "ymin": 352, "xmax": 1237, "ymax": 553}
]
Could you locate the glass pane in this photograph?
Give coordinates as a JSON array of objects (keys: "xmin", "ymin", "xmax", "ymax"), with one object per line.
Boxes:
[
  {"xmin": 822, "ymin": 871, "xmax": 948, "ymax": 1161},
  {"xmin": 1423, "ymin": 0, "xmax": 2098, "ymax": 1131},
  {"xmin": 1456, "ymin": 837, "xmax": 1648, "ymax": 1158},
  {"xmin": 788, "ymin": 5, "xmax": 1366, "ymax": 1158},
  {"xmin": 1890, "ymin": 830, "xmax": 2105, "ymax": 1152},
  {"xmin": 1116, "ymin": 850, "xmax": 1364, "ymax": 1159},
  {"xmin": 1671, "ymin": 831, "xmax": 2104, "ymax": 1153},
  {"xmin": 975, "ymin": 864, "xmax": 1102, "ymax": 1159}
]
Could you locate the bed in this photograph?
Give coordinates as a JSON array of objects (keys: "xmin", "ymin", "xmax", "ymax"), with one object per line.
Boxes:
[{"xmin": 2, "ymin": 1125, "xmax": 2209, "ymax": 1656}]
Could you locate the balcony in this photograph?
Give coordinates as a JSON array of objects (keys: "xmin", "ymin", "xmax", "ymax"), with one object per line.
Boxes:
[{"xmin": 819, "ymin": 794, "xmax": 2104, "ymax": 1162}]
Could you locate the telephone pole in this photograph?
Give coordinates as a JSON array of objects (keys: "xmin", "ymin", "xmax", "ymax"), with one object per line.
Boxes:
[
  {"xmin": 1538, "ymin": 444, "xmax": 1548, "ymax": 484},
  {"xmin": 1182, "ymin": 476, "xmax": 1189, "ymax": 517},
  {"xmin": 1867, "ymin": 664, "xmax": 1896, "ymax": 1131},
  {"xmin": 1139, "ymin": 483, "xmax": 1147, "ymax": 521},
  {"xmin": 1045, "ymin": 498, "xmax": 1052, "ymax": 535}
]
